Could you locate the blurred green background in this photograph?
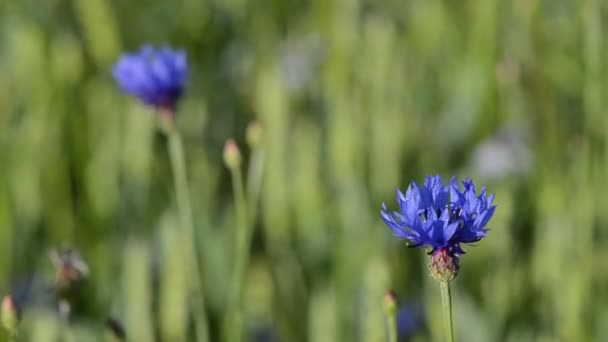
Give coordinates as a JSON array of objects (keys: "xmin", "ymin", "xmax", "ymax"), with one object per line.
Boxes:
[{"xmin": 1, "ymin": 0, "xmax": 607, "ymax": 341}]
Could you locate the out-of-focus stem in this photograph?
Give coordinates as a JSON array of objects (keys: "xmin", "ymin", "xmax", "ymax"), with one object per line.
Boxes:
[
  {"xmin": 383, "ymin": 291, "xmax": 398, "ymax": 342},
  {"xmin": 387, "ymin": 313, "xmax": 397, "ymax": 342},
  {"xmin": 246, "ymin": 148, "xmax": 264, "ymax": 228},
  {"xmin": 440, "ymin": 281, "xmax": 454, "ymax": 342},
  {"xmin": 223, "ymin": 142, "xmax": 249, "ymax": 342},
  {"xmin": 162, "ymin": 110, "xmax": 210, "ymax": 342}
]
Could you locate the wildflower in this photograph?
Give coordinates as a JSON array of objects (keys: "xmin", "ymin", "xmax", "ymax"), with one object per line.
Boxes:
[
  {"xmin": 381, "ymin": 175, "xmax": 495, "ymax": 280},
  {"xmin": 112, "ymin": 45, "xmax": 188, "ymax": 111},
  {"xmin": 383, "ymin": 292, "xmax": 424, "ymax": 341},
  {"xmin": 50, "ymin": 248, "xmax": 89, "ymax": 296},
  {"xmin": 396, "ymin": 304, "xmax": 424, "ymax": 338}
]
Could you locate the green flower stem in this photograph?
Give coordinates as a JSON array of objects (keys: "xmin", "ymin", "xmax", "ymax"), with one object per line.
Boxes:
[
  {"xmin": 386, "ymin": 311, "xmax": 397, "ymax": 342},
  {"xmin": 246, "ymin": 148, "xmax": 264, "ymax": 224},
  {"xmin": 224, "ymin": 161, "xmax": 249, "ymax": 342},
  {"xmin": 440, "ymin": 281, "xmax": 455, "ymax": 342},
  {"xmin": 163, "ymin": 112, "xmax": 210, "ymax": 342},
  {"xmin": 231, "ymin": 164, "xmax": 247, "ymax": 262}
]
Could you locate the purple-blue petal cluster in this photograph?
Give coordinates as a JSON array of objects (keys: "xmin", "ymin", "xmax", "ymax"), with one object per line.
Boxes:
[
  {"xmin": 397, "ymin": 304, "xmax": 424, "ymax": 337},
  {"xmin": 381, "ymin": 175, "xmax": 495, "ymax": 257},
  {"xmin": 112, "ymin": 45, "xmax": 188, "ymax": 109}
]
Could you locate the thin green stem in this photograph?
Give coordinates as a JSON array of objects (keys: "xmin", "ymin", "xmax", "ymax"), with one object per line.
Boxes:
[
  {"xmin": 165, "ymin": 120, "xmax": 210, "ymax": 342},
  {"xmin": 246, "ymin": 149, "xmax": 264, "ymax": 224},
  {"xmin": 224, "ymin": 164, "xmax": 249, "ymax": 342},
  {"xmin": 440, "ymin": 281, "xmax": 455, "ymax": 342},
  {"xmin": 231, "ymin": 166, "xmax": 249, "ymax": 288},
  {"xmin": 386, "ymin": 313, "xmax": 397, "ymax": 342}
]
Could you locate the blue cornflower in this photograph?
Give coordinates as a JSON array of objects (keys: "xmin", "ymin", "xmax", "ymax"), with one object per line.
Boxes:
[
  {"xmin": 112, "ymin": 45, "xmax": 188, "ymax": 110},
  {"xmin": 397, "ymin": 304, "xmax": 424, "ymax": 338},
  {"xmin": 381, "ymin": 175, "xmax": 495, "ymax": 279}
]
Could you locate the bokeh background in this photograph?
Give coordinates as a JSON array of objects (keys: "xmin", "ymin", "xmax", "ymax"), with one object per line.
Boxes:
[{"xmin": 1, "ymin": 0, "xmax": 607, "ymax": 341}]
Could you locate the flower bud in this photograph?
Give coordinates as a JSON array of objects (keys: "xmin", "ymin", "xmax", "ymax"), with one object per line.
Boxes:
[
  {"xmin": 383, "ymin": 291, "xmax": 398, "ymax": 316},
  {"xmin": 429, "ymin": 248, "xmax": 459, "ymax": 282},
  {"xmin": 246, "ymin": 121, "xmax": 262, "ymax": 148},
  {"xmin": 1, "ymin": 295, "xmax": 18, "ymax": 336},
  {"xmin": 223, "ymin": 139, "xmax": 242, "ymax": 170}
]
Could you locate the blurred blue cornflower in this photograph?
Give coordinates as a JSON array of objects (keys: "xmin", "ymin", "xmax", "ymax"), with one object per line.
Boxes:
[
  {"xmin": 381, "ymin": 175, "xmax": 495, "ymax": 279},
  {"xmin": 397, "ymin": 304, "xmax": 424, "ymax": 339},
  {"xmin": 112, "ymin": 45, "xmax": 188, "ymax": 110}
]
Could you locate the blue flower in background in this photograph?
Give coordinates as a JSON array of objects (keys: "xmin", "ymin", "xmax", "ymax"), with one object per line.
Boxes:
[
  {"xmin": 397, "ymin": 304, "xmax": 424, "ymax": 339},
  {"xmin": 112, "ymin": 45, "xmax": 188, "ymax": 110},
  {"xmin": 381, "ymin": 175, "xmax": 495, "ymax": 258}
]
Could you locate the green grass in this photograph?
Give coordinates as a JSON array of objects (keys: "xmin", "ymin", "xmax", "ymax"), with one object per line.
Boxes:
[{"xmin": 1, "ymin": 0, "xmax": 607, "ymax": 341}]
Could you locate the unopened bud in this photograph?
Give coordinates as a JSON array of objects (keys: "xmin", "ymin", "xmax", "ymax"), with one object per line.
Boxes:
[
  {"xmin": 223, "ymin": 139, "xmax": 242, "ymax": 169},
  {"xmin": 383, "ymin": 291, "xmax": 398, "ymax": 316},
  {"xmin": 246, "ymin": 121, "xmax": 262, "ymax": 148},
  {"xmin": 429, "ymin": 248, "xmax": 459, "ymax": 282},
  {"xmin": 2, "ymin": 295, "xmax": 19, "ymax": 336}
]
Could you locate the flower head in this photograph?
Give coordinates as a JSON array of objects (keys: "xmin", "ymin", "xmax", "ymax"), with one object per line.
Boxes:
[
  {"xmin": 112, "ymin": 45, "xmax": 188, "ymax": 110},
  {"xmin": 381, "ymin": 175, "xmax": 495, "ymax": 259},
  {"xmin": 50, "ymin": 248, "xmax": 89, "ymax": 296},
  {"xmin": 397, "ymin": 304, "xmax": 424, "ymax": 338}
]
